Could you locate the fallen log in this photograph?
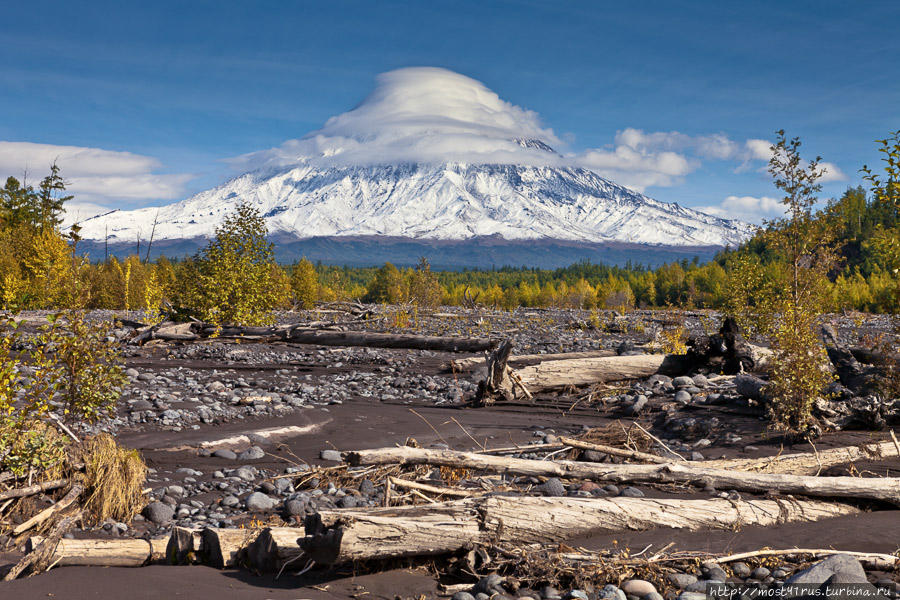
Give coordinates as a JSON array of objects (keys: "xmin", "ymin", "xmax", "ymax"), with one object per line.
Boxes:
[
  {"xmin": 284, "ymin": 330, "xmax": 497, "ymax": 353},
  {"xmin": 166, "ymin": 526, "xmax": 201, "ymax": 564},
  {"xmin": 387, "ymin": 476, "xmax": 476, "ymax": 497},
  {"xmin": 558, "ymin": 437, "xmax": 669, "ymax": 464},
  {"xmin": 22, "ymin": 535, "xmax": 168, "ymax": 568},
  {"xmin": 701, "ymin": 439, "xmax": 900, "ymax": 475},
  {"xmin": 298, "ymin": 496, "xmax": 857, "ymax": 566},
  {"xmin": 450, "ymin": 350, "xmax": 617, "ymax": 373},
  {"xmin": 244, "ymin": 527, "xmax": 306, "ymax": 573},
  {"xmin": 13, "ymin": 483, "xmax": 83, "ymax": 535},
  {"xmin": 346, "ymin": 446, "xmax": 900, "ymax": 505},
  {"xmin": 714, "ymin": 548, "xmax": 898, "ymax": 571},
  {"xmin": 4, "ymin": 512, "xmax": 82, "ymax": 580},
  {"xmin": 0, "ymin": 479, "xmax": 68, "ymax": 502},
  {"xmin": 199, "ymin": 527, "xmax": 258, "ymax": 568}
]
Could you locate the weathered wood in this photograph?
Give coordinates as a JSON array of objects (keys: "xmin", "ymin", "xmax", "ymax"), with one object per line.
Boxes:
[
  {"xmin": 516, "ymin": 354, "xmax": 692, "ymax": 393},
  {"xmin": 388, "ymin": 477, "xmax": 476, "ymax": 497},
  {"xmin": 474, "ymin": 340, "xmax": 515, "ymax": 406},
  {"xmin": 13, "ymin": 483, "xmax": 83, "ymax": 535},
  {"xmin": 346, "ymin": 446, "xmax": 900, "ymax": 505},
  {"xmin": 0, "ymin": 479, "xmax": 69, "ymax": 502},
  {"xmin": 450, "ymin": 350, "xmax": 617, "ymax": 373},
  {"xmin": 558, "ymin": 437, "xmax": 669, "ymax": 464},
  {"xmin": 244, "ymin": 527, "xmax": 305, "ymax": 572},
  {"xmin": 702, "ymin": 440, "xmax": 900, "ymax": 475},
  {"xmin": 166, "ymin": 526, "xmax": 201, "ymax": 564},
  {"xmin": 4, "ymin": 512, "xmax": 82, "ymax": 580},
  {"xmin": 22, "ymin": 536, "xmax": 168, "ymax": 568},
  {"xmin": 199, "ymin": 527, "xmax": 258, "ymax": 568},
  {"xmin": 299, "ymin": 496, "xmax": 857, "ymax": 565},
  {"xmin": 284, "ymin": 329, "xmax": 497, "ymax": 353}
]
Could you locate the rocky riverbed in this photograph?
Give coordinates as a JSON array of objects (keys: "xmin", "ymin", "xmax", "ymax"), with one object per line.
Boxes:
[{"xmin": 1, "ymin": 306, "xmax": 898, "ymax": 599}]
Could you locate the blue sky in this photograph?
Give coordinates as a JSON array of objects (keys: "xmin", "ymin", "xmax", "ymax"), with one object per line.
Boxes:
[{"xmin": 1, "ymin": 0, "xmax": 898, "ymax": 223}]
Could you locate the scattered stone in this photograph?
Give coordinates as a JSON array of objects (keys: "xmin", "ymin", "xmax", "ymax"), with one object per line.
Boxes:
[
  {"xmin": 535, "ymin": 477, "xmax": 566, "ymax": 497},
  {"xmin": 142, "ymin": 502, "xmax": 175, "ymax": 525},
  {"xmin": 731, "ymin": 562, "xmax": 751, "ymax": 578},
  {"xmin": 668, "ymin": 574, "xmax": 698, "ymax": 589},
  {"xmin": 621, "ymin": 580, "xmax": 657, "ymax": 598},
  {"xmin": 245, "ymin": 492, "xmax": 276, "ymax": 511},
  {"xmin": 785, "ymin": 554, "xmax": 866, "ymax": 586},
  {"xmin": 213, "ymin": 449, "xmax": 237, "ymax": 460},
  {"xmin": 238, "ymin": 446, "xmax": 265, "ymax": 460}
]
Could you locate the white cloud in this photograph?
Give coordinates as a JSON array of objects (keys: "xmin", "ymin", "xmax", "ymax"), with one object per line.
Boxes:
[
  {"xmin": 576, "ymin": 146, "xmax": 694, "ymax": 192},
  {"xmin": 0, "ymin": 141, "xmax": 193, "ymax": 206},
  {"xmin": 699, "ymin": 195, "xmax": 786, "ymax": 224}
]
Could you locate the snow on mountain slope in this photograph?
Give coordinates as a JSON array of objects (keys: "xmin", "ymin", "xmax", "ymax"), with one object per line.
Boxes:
[{"xmin": 78, "ymin": 67, "xmax": 753, "ymax": 248}]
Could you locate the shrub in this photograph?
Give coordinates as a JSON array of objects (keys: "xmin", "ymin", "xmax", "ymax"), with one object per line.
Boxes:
[
  {"xmin": 185, "ymin": 203, "xmax": 289, "ymax": 325},
  {"xmin": 290, "ymin": 258, "xmax": 319, "ymax": 309}
]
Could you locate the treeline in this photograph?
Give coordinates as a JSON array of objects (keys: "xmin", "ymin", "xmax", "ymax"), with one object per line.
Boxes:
[{"xmin": 1, "ymin": 132, "xmax": 897, "ymax": 315}]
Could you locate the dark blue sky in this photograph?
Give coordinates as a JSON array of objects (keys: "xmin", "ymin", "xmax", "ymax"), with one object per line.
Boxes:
[{"xmin": 2, "ymin": 0, "xmax": 898, "ymax": 221}]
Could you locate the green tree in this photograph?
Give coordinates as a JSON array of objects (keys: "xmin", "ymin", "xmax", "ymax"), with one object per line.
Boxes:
[
  {"xmin": 407, "ymin": 257, "xmax": 442, "ymax": 308},
  {"xmin": 189, "ymin": 203, "xmax": 287, "ymax": 325},
  {"xmin": 290, "ymin": 258, "xmax": 319, "ymax": 309},
  {"xmin": 366, "ymin": 262, "xmax": 404, "ymax": 303},
  {"xmin": 760, "ymin": 130, "xmax": 837, "ymax": 434}
]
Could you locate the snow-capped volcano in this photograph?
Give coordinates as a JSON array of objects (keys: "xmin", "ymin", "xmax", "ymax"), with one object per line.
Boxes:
[{"xmin": 78, "ymin": 68, "xmax": 753, "ymax": 250}]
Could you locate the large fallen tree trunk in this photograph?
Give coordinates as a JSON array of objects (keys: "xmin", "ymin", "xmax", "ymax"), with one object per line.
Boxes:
[
  {"xmin": 136, "ymin": 321, "xmax": 496, "ymax": 353},
  {"xmin": 297, "ymin": 496, "xmax": 857, "ymax": 566},
  {"xmin": 22, "ymin": 536, "xmax": 168, "ymax": 568},
  {"xmin": 475, "ymin": 348, "xmax": 694, "ymax": 404},
  {"xmin": 346, "ymin": 446, "xmax": 900, "ymax": 505},
  {"xmin": 701, "ymin": 439, "xmax": 900, "ymax": 475},
  {"xmin": 450, "ymin": 350, "xmax": 617, "ymax": 373}
]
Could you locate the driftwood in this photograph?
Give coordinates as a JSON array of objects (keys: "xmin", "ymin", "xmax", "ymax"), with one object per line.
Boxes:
[
  {"xmin": 165, "ymin": 526, "xmax": 201, "ymax": 564},
  {"xmin": 134, "ymin": 321, "xmax": 496, "ymax": 353},
  {"xmin": 4, "ymin": 512, "xmax": 82, "ymax": 580},
  {"xmin": 714, "ymin": 548, "xmax": 898, "ymax": 571},
  {"xmin": 199, "ymin": 527, "xmax": 258, "ymax": 568},
  {"xmin": 702, "ymin": 439, "xmax": 900, "ymax": 475},
  {"xmin": 13, "ymin": 483, "xmax": 84, "ymax": 535},
  {"xmin": 298, "ymin": 496, "xmax": 857, "ymax": 566},
  {"xmin": 451, "ymin": 350, "xmax": 616, "ymax": 373},
  {"xmin": 346, "ymin": 446, "xmax": 900, "ymax": 504},
  {"xmin": 245, "ymin": 527, "xmax": 307, "ymax": 572},
  {"xmin": 22, "ymin": 535, "xmax": 168, "ymax": 568},
  {"xmin": 0, "ymin": 479, "xmax": 69, "ymax": 502},
  {"xmin": 559, "ymin": 437, "xmax": 669, "ymax": 464}
]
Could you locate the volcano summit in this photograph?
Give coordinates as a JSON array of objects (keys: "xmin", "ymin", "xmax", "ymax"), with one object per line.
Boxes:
[{"xmin": 78, "ymin": 68, "xmax": 752, "ymax": 267}]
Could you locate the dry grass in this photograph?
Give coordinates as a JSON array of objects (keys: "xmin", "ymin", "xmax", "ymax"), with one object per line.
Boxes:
[{"xmin": 77, "ymin": 434, "xmax": 147, "ymax": 524}]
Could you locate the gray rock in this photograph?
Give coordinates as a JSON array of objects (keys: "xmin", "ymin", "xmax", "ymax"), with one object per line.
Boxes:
[
  {"xmin": 691, "ymin": 374, "xmax": 709, "ymax": 388},
  {"xmin": 619, "ymin": 486, "xmax": 644, "ymax": 498},
  {"xmin": 731, "ymin": 562, "xmax": 751, "ymax": 578},
  {"xmin": 536, "ymin": 477, "xmax": 566, "ymax": 497},
  {"xmin": 142, "ymin": 502, "xmax": 175, "ymax": 525},
  {"xmin": 597, "ymin": 584, "xmax": 626, "ymax": 600},
  {"xmin": 673, "ymin": 376, "xmax": 695, "ymax": 388},
  {"xmin": 674, "ymin": 390, "xmax": 692, "ymax": 404},
  {"xmin": 628, "ymin": 395, "xmax": 648, "ymax": 414},
  {"xmin": 677, "ymin": 593, "xmax": 707, "ymax": 600},
  {"xmin": 233, "ymin": 466, "xmax": 257, "ymax": 481},
  {"xmin": 284, "ymin": 499, "xmax": 307, "ymax": 516},
  {"xmin": 785, "ymin": 554, "xmax": 866, "ymax": 586},
  {"xmin": 474, "ymin": 574, "xmax": 504, "ymax": 595},
  {"xmin": 213, "ymin": 449, "xmax": 237, "ymax": 460},
  {"xmin": 320, "ymin": 449, "xmax": 342, "ymax": 461},
  {"xmin": 451, "ymin": 593, "xmax": 476, "ymax": 600},
  {"xmin": 245, "ymin": 492, "xmax": 276, "ymax": 511},
  {"xmin": 668, "ymin": 573, "xmax": 698, "ymax": 589},
  {"xmin": 684, "ymin": 582, "xmax": 707, "ymax": 593},
  {"xmin": 338, "ymin": 496, "xmax": 359, "ymax": 508},
  {"xmin": 620, "ymin": 580, "xmax": 657, "ymax": 597},
  {"xmin": 165, "ymin": 485, "xmax": 185, "ymax": 497},
  {"xmin": 751, "ymin": 567, "xmax": 771, "ymax": 580},
  {"xmin": 563, "ymin": 592, "xmax": 589, "ymax": 600},
  {"xmin": 238, "ymin": 446, "xmax": 265, "ymax": 460},
  {"xmin": 642, "ymin": 594, "xmax": 664, "ymax": 600},
  {"xmin": 221, "ymin": 495, "xmax": 240, "ymax": 508},
  {"xmin": 359, "ymin": 479, "xmax": 376, "ymax": 496},
  {"xmin": 704, "ymin": 565, "xmax": 728, "ymax": 581},
  {"xmin": 125, "ymin": 368, "xmax": 140, "ymax": 378}
]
